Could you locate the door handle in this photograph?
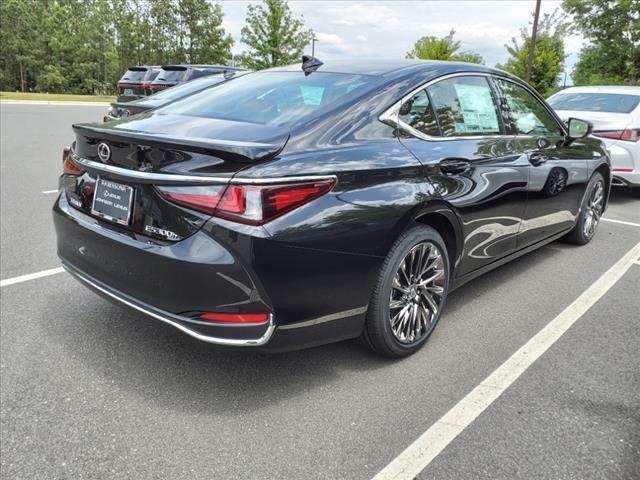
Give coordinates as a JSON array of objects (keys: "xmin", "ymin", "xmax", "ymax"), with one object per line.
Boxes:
[
  {"xmin": 439, "ymin": 158, "xmax": 470, "ymax": 175},
  {"xmin": 528, "ymin": 152, "xmax": 548, "ymax": 166}
]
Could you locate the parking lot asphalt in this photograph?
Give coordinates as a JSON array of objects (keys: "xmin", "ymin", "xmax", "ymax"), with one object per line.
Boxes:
[{"xmin": 1, "ymin": 103, "xmax": 639, "ymax": 479}]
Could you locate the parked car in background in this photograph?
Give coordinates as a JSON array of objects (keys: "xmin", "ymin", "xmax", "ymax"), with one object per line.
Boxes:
[
  {"xmin": 150, "ymin": 64, "xmax": 246, "ymax": 93},
  {"xmin": 548, "ymin": 86, "xmax": 640, "ymax": 193},
  {"xmin": 104, "ymin": 72, "xmax": 243, "ymax": 122},
  {"xmin": 116, "ymin": 66, "xmax": 161, "ymax": 102},
  {"xmin": 55, "ymin": 59, "xmax": 610, "ymax": 357}
]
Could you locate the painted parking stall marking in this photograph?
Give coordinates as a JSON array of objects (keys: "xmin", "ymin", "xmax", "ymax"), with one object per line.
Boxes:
[
  {"xmin": 372, "ymin": 241, "xmax": 640, "ymax": 480},
  {"xmin": 0, "ymin": 267, "xmax": 65, "ymax": 288}
]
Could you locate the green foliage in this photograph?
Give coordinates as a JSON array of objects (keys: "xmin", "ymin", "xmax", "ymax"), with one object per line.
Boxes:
[
  {"xmin": 36, "ymin": 65, "xmax": 68, "ymax": 92},
  {"xmin": 563, "ymin": 0, "xmax": 639, "ymax": 85},
  {"xmin": 0, "ymin": 0, "xmax": 233, "ymax": 94},
  {"xmin": 239, "ymin": 0, "xmax": 314, "ymax": 70},
  {"xmin": 406, "ymin": 30, "xmax": 484, "ymax": 64},
  {"xmin": 405, "ymin": 30, "xmax": 483, "ymax": 64},
  {"xmin": 497, "ymin": 11, "xmax": 567, "ymax": 96}
]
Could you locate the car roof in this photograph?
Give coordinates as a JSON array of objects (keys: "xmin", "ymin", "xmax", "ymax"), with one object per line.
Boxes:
[
  {"xmin": 552, "ymin": 85, "xmax": 640, "ymax": 96},
  {"xmin": 269, "ymin": 58, "xmax": 506, "ymax": 78}
]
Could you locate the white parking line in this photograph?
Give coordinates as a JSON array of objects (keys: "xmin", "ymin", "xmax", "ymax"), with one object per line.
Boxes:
[
  {"xmin": 372, "ymin": 241, "xmax": 640, "ymax": 480},
  {"xmin": 602, "ymin": 217, "xmax": 640, "ymax": 228},
  {"xmin": 0, "ymin": 267, "xmax": 65, "ymax": 288},
  {"xmin": 42, "ymin": 189, "xmax": 59, "ymax": 194}
]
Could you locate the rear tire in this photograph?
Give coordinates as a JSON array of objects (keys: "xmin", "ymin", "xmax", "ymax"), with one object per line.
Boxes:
[
  {"xmin": 362, "ymin": 225, "xmax": 450, "ymax": 358},
  {"xmin": 564, "ymin": 172, "xmax": 605, "ymax": 245}
]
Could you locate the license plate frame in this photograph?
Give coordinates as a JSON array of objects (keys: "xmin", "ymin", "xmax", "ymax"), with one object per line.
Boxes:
[
  {"xmin": 91, "ymin": 178, "xmax": 134, "ymax": 226},
  {"xmin": 123, "ymin": 88, "xmax": 134, "ymax": 95}
]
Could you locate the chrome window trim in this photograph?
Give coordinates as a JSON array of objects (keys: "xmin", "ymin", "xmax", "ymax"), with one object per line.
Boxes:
[
  {"xmin": 70, "ymin": 153, "xmax": 338, "ymax": 186},
  {"xmin": 379, "ymin": 71, "xmax": 567, "ymax": 141},
  {"xmin": 62, "ymin": 262, "xmax": 276, "ymax": 346}
]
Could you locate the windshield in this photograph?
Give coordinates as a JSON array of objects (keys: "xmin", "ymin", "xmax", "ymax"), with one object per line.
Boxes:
[
  {"xmin": 157, "ymin": 71, "xmax": 381, "ymax": 125},
  {"xmin": 146, "ymin": 75, "xmax": 226, "ymax": 102},
  {"xmin": 549, "ymin": 92, "xmax": 640, "ymax": 114},
  {"xmin": 120, "ymin": 69, "xmax": 147, "ymax": 82},
  {"xmin": 156, "ymin": 69, "xmax": 187, "ymax": 82}
]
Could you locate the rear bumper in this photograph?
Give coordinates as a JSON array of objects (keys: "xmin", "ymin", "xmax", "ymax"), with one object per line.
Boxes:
[
  {"xmin": 63, "ymin": 261, "xmax": 276, "ymax": 346},
  {"xmin": 53, "ymin": 194, "xmax": 374, "ymax": 350},
  {"xmin": 611, "ymin": 171, "xmax": 640, "ymax": 187}
]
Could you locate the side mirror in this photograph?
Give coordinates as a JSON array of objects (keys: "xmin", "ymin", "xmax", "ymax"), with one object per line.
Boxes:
[{"xmin": 567, "ymin": 117, "xmax": 592, "ymax": 139}]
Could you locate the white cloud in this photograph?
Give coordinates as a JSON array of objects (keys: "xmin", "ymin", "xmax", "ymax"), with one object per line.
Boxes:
[{"xmin": 356, "ymin": 35, "xmax": 367, "ymax": 42}]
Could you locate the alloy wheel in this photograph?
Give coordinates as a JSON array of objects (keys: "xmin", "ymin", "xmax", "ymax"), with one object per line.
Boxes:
[
  {"xmin": 389, "ymin": 241, "xmax": 445, "ymax": 344},
  {"xmin": 583, "ymin": 179, "xmax": 604, "ymax": 239}
]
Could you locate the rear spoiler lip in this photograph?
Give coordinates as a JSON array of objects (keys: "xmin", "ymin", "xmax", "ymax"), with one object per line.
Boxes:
[
  {"xmin": 72, "ymin": 123, "xmax": 288, "ymax": 163},
  {"xmin": 69, "ymin": 152, "xmax": 337, "ymax": 186}
]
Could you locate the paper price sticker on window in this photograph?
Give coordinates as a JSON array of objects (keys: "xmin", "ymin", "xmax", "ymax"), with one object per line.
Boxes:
[{"xmin": 453, "ymin": 83, "xmax": 500, "ymax": 134}]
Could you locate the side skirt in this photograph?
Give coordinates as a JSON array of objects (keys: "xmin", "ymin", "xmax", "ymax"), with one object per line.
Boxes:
[{"xmin": 450, "ymin": 228, "xmax": 573, "ymax": 291}]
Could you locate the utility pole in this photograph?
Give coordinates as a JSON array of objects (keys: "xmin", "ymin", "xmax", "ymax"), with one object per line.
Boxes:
[{"xmin": 525, "ymin": 0, "xmax": 542, "ymax": 83}]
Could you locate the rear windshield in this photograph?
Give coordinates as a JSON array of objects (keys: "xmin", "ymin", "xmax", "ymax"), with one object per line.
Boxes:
[
  {"xmin": 158, "ymin": 71, "xmax": 381, "ymax": 125},
  {"xmin": 149, "ymin": 75, "xmax": 225, "ymax": 101},
  {"xmin": 156, "ymin": 69, "xmax": 187, "ymax": 82},
  {"xmin": 144, "ymin": 69, "xmax": 160, "ymax": 81},
  {"xmin": 548, "ymin": 92, "xmax": 640, "ymax": 113},
  {"xmin": 120, "ymin": 69, "xmax": 147, "ymax": 82}
]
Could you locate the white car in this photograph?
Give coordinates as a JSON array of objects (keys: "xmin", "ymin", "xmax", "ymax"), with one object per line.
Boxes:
[{"xmin": 548, "ymin": 86, "xmax": 640, "ymax": 192}]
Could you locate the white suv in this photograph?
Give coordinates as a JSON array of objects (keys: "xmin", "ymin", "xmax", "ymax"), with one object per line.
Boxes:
[{"xmin": 548, "ymin": 86, "xmax": 640, "ymax": 192}]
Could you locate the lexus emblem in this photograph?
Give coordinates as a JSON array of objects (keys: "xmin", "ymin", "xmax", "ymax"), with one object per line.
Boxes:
[{"xmin": 97, "ymin": 142, "xmax": 111, "ymax": 163}]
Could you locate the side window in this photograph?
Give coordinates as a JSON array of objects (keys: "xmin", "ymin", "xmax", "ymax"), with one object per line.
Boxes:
[
  {"xmin": 427, "ymin": 76, "xmax": 502, "ymax": 137},
  {"xmin": 496, "ymin": 79, "xmax": 563, "ymax": 137},
  {"xmin": 398, "ymin": 90, "xmax": 439, "ymax": 136}
]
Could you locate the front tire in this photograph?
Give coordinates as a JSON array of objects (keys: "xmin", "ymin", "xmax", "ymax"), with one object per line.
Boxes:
[
  {"xmin": 565, "ymin": 172, "xmax": 605, "ymax": 245},
  {"xmin": 362, "ymin": 225, "xmax": 450, "ymax": 358}
]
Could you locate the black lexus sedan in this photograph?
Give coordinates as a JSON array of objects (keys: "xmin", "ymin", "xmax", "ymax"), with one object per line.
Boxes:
[
  {"xmin": 54, "ymin": 59, "xmax": 610, "ymax": 357},
  {"xmin": 104, "ymin": 72, "xmax": 238, "ymax": 122}
]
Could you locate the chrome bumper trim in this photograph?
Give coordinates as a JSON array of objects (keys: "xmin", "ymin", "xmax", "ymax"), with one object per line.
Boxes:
[{"xmin": 62, "ymin": 263, "xmax": 276, "ymax": 346}]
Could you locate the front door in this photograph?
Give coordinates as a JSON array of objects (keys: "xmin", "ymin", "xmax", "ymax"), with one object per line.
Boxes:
[{"xmin": 493, "ymin": 78, "xmax": 591, "ymax": 248}]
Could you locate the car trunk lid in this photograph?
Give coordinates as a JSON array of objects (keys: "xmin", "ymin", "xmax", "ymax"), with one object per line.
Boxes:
[{"xmin": 65, "ymin": 113, "xmax": 289, "ymax": 241}]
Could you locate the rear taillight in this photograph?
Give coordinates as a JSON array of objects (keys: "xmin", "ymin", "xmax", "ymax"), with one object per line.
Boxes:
[
  {"xmin": 593, "ymin": 129, "xmax": 639, "ymax": 142},
  {"xmin": 199, "ymin": 312, "xmax": 269, "ymax": 324},
  {"xmin": 156, "ymin": 179, "xmax": 335, "ymax": 225},
  {"xmin": 62, "ymin": 147, "xmax": 83, "ymax": 175}
]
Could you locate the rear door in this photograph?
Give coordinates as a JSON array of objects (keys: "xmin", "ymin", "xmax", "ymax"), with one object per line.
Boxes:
[
  {"xmin": 396, "ymin": 74, "xmax": 530, "ymax": 276},
  {"xmin": 494, "ymin": 78, "xmax": 591, "ymax": 247}
]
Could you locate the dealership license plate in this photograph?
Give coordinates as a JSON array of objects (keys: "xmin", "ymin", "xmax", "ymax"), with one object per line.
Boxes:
[
  {"xmin": 91, "ymin": 178, "xmax": 134, "ymax": 225},
  {"xmin": 124, "ymin": 88, "xmax": 134, "ymax": 95}
]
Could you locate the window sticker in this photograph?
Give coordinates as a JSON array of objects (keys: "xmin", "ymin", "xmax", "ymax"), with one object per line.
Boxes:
[{"xmin": 453, "ymin": 83, "xmax": 499, "ymax": 134}]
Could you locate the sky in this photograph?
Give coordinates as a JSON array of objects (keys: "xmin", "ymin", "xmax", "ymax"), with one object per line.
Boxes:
[{"xmin": 218, "ymin": 0, "xmax": 585, "ymax": 83}]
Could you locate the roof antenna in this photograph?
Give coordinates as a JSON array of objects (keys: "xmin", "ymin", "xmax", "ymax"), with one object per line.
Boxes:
[{"xmin": 301, "ymin": 55, "xmax": 323, "ymax": 76}]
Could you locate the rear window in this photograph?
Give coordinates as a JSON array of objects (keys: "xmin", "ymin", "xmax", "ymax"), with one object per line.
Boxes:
[
  {"xmin": 548, "ymin": 92, "xmax": 640, "ymax": 113},
  {"xmin": 144, "ymin": 69, "xmax": 160, "ymax": 82},
  {"xmin": 120, "ymin": 69, "xmax": 147, "ymax": 82},
  {"xmin": 150, "ymin": 75, "xmax": 225, "ymax": 101},
  {"xmin": 158, "ymin": 71, "xmax": 381, "ymax": 125},
  {"xmin": 156, "ymin": 68, "xmax": 187, "ymax": 82}
]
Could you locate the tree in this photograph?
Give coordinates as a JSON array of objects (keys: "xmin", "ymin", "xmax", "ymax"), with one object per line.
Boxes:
[
  {"xmin": 497, "ymin": 11, "xmax": 567, "ymax": 96},
  {"xmin": 405, "ymin": 30, "xmax": 484, "ymax": 64},
  {"xmin": 563, "ymin": 0, "xmax": 639, "ymax": 85},
  {"xmin": 239, "ymin": 0, "xmax": 313, "ymax": 70},
  {"xmin": 175, "ymin": 0, "xmax": 233, "ymax": 64}
]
